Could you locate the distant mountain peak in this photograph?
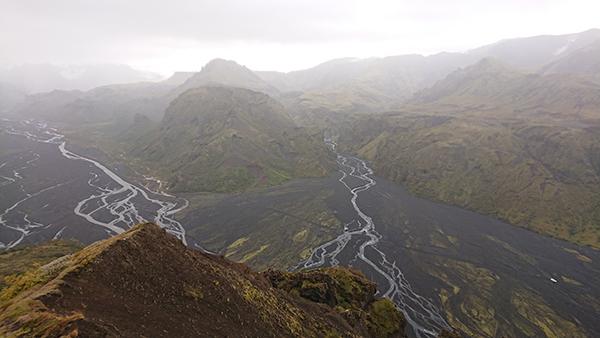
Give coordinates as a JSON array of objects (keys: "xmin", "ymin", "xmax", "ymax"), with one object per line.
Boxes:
[
  {"xmin": 173, "ymin": 58, "xmax": 278, "ymax": 96},
  {"xmin": 203, "ymin": 58, "xmax": 248, "ymax": 70}
]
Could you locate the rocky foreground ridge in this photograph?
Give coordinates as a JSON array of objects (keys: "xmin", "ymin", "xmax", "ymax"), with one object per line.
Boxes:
[{"xmin": 0, "ymin": 223, "xmax": 459, "ymax": 337}]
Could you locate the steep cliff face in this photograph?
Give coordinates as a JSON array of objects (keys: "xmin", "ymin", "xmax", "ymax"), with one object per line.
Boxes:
[{"xmin": 0, "ymin": 223, "xmax": 409, "ymax": 338}]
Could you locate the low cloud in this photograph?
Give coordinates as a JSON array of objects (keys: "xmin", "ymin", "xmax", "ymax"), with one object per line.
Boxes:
[{"xmin": 1, "ymin": 0, "xmax": 599, "ymax": 74}]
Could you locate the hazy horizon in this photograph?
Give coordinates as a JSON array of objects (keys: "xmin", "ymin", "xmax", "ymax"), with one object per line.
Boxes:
[
  {"xmin": 2, "ymin": 2, "xmax": 600, "ymax": 337},
  {"xmin": 1, "ymin": 0, "xmax": 600, "ymax": 75}
]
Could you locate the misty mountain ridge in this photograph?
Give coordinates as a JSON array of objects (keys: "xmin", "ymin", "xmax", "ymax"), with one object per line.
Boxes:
[
  {"xmin": 174, "ymin": 58, "xmax": 279, "ymax": 97},
  {"xmin": 468, "ymin": 28, "xmax": 600, "ymax": 70},
  {"xmin": 253, "ymin": 28, "xmax": 600, "ymax": 117},
  {"xmin": 411, "ymin": 57, "xmax": 600, "ymax": 123},
  {"xmin": 160, "ymin": 71, "xmax": 195, "ymax": 86},
  {"xmin": 9, "ymin": 69, "xmax": 195, "ymax": 125},
  {"xmin": 2, "ymin": 25, "xmax": 600, "ymax": 338},
  {"xmin": 6, "ymin": 28, "xmax": 600, "ymax": 126},
  {"xmin": 338, "ymin": 53, "xmax": 600, "ymax": 249}
]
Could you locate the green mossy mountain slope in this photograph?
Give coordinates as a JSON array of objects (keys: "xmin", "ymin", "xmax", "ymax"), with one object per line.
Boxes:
[{"xmin": 127, "ymin": 86, "xmax": 333, "ymax": 193}]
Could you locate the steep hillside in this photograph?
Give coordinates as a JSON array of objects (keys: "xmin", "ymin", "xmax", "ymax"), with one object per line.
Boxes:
[
  {"xmin": 342, "ymin": 61, "xmax": 600, "ymax": 248},
  {"xmin": 129, "ymin": 86, "xmax": 333, "ymax": 193},
  {"xmin": 0, "ymin": 223, "xmax": 413, "ymax": 337}
]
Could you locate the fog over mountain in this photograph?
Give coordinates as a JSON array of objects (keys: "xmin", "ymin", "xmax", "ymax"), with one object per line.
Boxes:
[
  {"xmin": 0, "ymin": 64, "xmax": 161, "ymax": 94},
  {"xmin": 2, "ymin": 0, "xmax": 600, "ymax": 73}
]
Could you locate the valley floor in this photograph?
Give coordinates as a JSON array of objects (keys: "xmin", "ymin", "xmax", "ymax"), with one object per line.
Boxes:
[{"xmin": 184, "ymin": 150, "xmax": 600, "ymax": 338}]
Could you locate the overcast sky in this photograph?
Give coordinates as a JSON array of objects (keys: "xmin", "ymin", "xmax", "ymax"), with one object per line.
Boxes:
[{"xmin": 1, "ymin": 0, "xmax": 599, "ymax": 75}]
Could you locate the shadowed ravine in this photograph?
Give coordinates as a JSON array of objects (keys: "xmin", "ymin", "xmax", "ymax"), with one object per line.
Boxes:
[
  {"xmin": 0, "ymin": 119, "xmax": 188, "ymax": 248},
  {"xmin": 294, "ymin": 138, "xmax": 450, "ymax": 338}
]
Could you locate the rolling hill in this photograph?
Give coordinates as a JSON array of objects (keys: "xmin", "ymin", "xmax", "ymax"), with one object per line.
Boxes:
[{"xmin": 342, "ymin": 60, "xmax": 600, "ymax": 248}]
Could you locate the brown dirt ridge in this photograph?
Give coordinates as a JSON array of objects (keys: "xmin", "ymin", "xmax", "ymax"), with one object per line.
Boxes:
[{"xmin": 0, "ymin": 223, "xmax": 458, "ymax": 337}]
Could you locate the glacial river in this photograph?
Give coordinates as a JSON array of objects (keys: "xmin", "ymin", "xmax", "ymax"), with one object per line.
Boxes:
[
  {"xmin": 290, "ymin": 138, "xmax": 600, "ymax": 338},
  {"xmin": 0, "ymin": 119, "xmax": 188, "ymax": 248}
]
